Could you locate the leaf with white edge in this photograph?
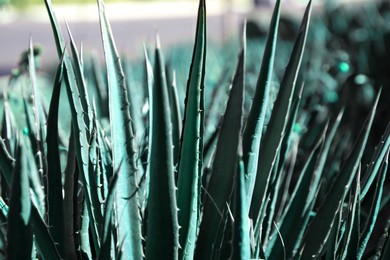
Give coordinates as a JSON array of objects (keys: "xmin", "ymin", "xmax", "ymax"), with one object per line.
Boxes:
[
  {"xmin": 176, "ymin": 0, "xmax": 206, "ymax": 259},
  {"xmin": 243, "ymin": 0, "xmax": 281, "ymax": 204},
  {"xmin": 301, "ymin": 90, "xmax": 381, "ymax": 260},
  {"xmin": 97, "ymin": 0, "xmax": 143, "ymax": 258},
  {"xmin": 250, "ymin": 0, "xmax": 312, "ymax": 224}
]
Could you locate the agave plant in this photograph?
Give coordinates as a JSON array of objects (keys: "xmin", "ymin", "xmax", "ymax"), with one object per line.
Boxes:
[{"xmin": 0, "ymin": 0, "xmax": 389, "ymax": 259}]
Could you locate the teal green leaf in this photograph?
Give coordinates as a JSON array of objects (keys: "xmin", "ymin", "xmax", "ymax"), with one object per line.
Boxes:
[
  {"xmin": 325, "ymin": 202, "xmax": 341, "ymax": 260},
  {"xmin": 46, "ymin": 52, "xmax": 65, "ymax": 257},
  {"xmin": 31, "ymin": 203, "xmax": 62, "ymax": 260},
  {"xmin": 267, "ymin": 129, "xmax": 324, "ymax": 259},
  {"xmin": 301, "ymin": 90, "xmax": 381, "ymax": 259},
  {"xmin": 66, "ymin": 24, "xmax": 92, "ymax": 139},
  {"xmin": 98, "ymin": 172, "xmax": 118, "ymax": 260},
  {"xmin": 7, "ymin": 143, "xmax": 33, "ymax": 260},
  {"xmin": 195, "ymin": 25, "xmax": 245, "ymax": 259},
  {"xmin": 358, "ymin": 150, "xmax": 389, "ymax": 259},
  {"xmin": 63, "ymin": 127, "xmax": 78, "ymax": 259},
  {"xmin": 142, "ymin": 46, "xmax": 154, "ymax": 205},
  {"xmin": 145, "ymin": 37, "xmax": 179, "ymax": 260},
  {"xmin": 373, "ymin": 216, "xmax": 390, "ymax": 259},
  {"xmin": 242, "ymin": 0, "xmax": 281, "ymax": 204},
  {"xmin": 87, "ymin": 123, "xmax": 104, "ymax": 233},
  {"xmin": 308, "ymin": 109, "xmax": 344, "ymax": 207},
  {"xmin": 168, "ymin": 69, "xmax": 182, "ymax": 166},
  {"xmin": 361, "ymin": 123, "xmax": 390, "ymax": 200},
  {"xmin": 28, "ymin": 38, "xmax": 47, "ymax": 176},
  {"xmin": 378, "ymin": 219, "xmax": 390, "ymax": 260},
  {"xmin": 276, "ymin": 83, "xmax": 303, "ymax": 175},
  {"xmin": 1, "ymin": 94, "xmax": 17, "ymax": 157},
  {"xmin": 0, "ymin": 197, "xmax": 8, "ymax": 217},
  {"xmin": 341, "ymin": 169, "xmax": 361, "ymax": 260},
  {"xmin": 176, "ymin": 0, "xmax": 206, "ymax": 259},
  {"xmin": 232, "ymin": 157, "xmax": 251, "ymax": 260},
  {"xmin": 250, "ymin": 0, "xmax": 312, "ymax": 222},
  {"xmin": 97, "ymin": 0, "xmax": 143, "ymax": 258},
  {"xmin": 80, "ymin": 200, "xmax": 92, "ymax": 260},
  {"xmin": 43, "ymin": 0, "xmax": 100, "ymax": 252},
  {"xmin": 0, "ymin": 133, "xmax": 14, "ymax": 186}
]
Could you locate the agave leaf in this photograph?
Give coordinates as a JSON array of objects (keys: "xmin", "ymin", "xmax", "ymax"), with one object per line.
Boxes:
[
  {"xmin": 274, "ymin": 137, "xmax": 299, "ymax": 222},
  {"xmin": 0, "ymin": 197, "xmax": 8, "ymax": 217},
  {"xmin": 232, "ymin": 157, "xmax": 251, "ymax": 259},
  {"xmin": 242, "ymin": 0, "xmax": 281, "ymax": 204},
  {"xmin": 276, "ymin": 83, "xmax": 303, "ymax": 175},
  {"xmin": 0, "ymin": 197, "xmax": 6, "ymax": 256},
  {"xmin": 145, "ymin": 36, "xmax": 179, "ymax": 260},
  {"xmin": 80, "ymin": 200, "xmax": 92, "ymax": 260},
  {"xmin": 87, "ymin": 125, "xmax": 104, "ymax": 232},
  {"xmin": 66, "ymin": 24, "xmax": 92, "ymax": 139},
  {"xmin": 176, "ymin": 0, "xmax": 206, "ymax": 258},
  {"xmin": 46, "ymin": 51, "xmax": 65, "ymax": 256},
  {"xmin": 44, "ymin": 0, "xmax": 100, "ymax": 251},
  {"xmin": 261, "ymin": 151, "xmax": 282, "ymax": 248},
  {"xmin": 22, "ymin": 97, "xmax": 38, "ymax": 160},
  {"xmin": 98, "ymin": 171, "xmax": 118, "ymax": 260},
  {"xmin": 203, "ymin": 68, "xmax": 229, "ymax": 145},
  {"xmin": 373, "ymin": 216, "xmax": 390, "ymax": 259},
  {"xmin": 7, "ymin": 143, "xmax": 33, "ymax": 260},
  {"xmin": 1, "ymin": 95, "xmax": 16, "ymax": 155},
  {"xmin": 195, "ymin": 24, "xmax": 245, "ymax": 259},
  {"xmin": 0, "ymin": 133, "xmax": 14, "ymax": 186},
  {"xmin": 340, "ymin": 168, "xmax": 361, "ymax": 260},
  {"xmin": 168, "ymin": 69, "xmax": 182, "ymax": 166},
  {"xmin": 96, "ymin": 121, "xmax": 112, "ymax": 184},
  {"xmin": 358, "ymin": 150, "xmax": 389, "ymax": 259},
  {"xmin": 63, "ymin": 127, "xmax": 78, "ymax": 259},
  {"xmin": 97, "ymin": 0, "xmax": 142, "ymax": 258},
  {"xmin": 22, "ymin": 97, "xmax": 47, "ymax": 214},
  {"xmin": 308, "ymin": 109, "xmax": 344, "ymax": 209},
  {"xmin": 123, "ymin": 60, "xmax": 146, "ymax": 148},
  {"xmin": 361, "ymin": 123, "xmax": 390, "ymax": 200},
  {"xmin": 378, "ymin": 220, "xmax": 390, "ymax": 260},
  {"xmin": 266, "ymin": 128, "xmax": 324, "ymax": 259},
  {"xmin": 30, "ymin": 203, "xmax": 62, "ymax": 259},
  {"xmin": 28, "ymin": 38, "xmax": 47, "ymax": 180},
  {"xmin": 140, "ymin": 46, "xmax": 154, "ymax": 207},
  {"xmin": 28, "ymin": 38, "xmax": 47, "ymax": 144},
  {"xmin": 301, "ymin": 91, "xmax": 381, "ymax": 259},
  {"xmin": 250, "ymin": 0, "xmax": 312, "ymax": 223},
  {"xmin": 90, "ymin": 57, "xmax": 109, "ymax": 118},
  {"xmin": 262, "ymin": 85, "xmax": 304, "ymax": 249},
  {"xmin": 325, "ymin": 203, "xmax": 342, "ymax": 260}
]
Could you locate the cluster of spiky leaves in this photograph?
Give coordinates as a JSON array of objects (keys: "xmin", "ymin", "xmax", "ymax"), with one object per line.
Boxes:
[{"xmin": 0, "ymin": 0, "xmax": 389, "ymax": 259}]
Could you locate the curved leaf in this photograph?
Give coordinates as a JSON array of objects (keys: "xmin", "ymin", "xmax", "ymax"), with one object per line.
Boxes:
[
  {"xmin": 250, "ymin": 0, "xmax": 312, "ymax": 223},
  {"xmin": 195, "ymin": 25, "xmax": 245, "ymax": 259},
  {"xmin": 301, "ymin": 90, "xmax": 381, "ymax": 259},
  {"xmin": 46, "ymin": 52, "xmax": 65, "ymax": 257},
  {"xmin": 176, "ymin": 0, "xmax": 206, "ymax": 259},
  {"xmin": 97, "ymin": 0, "xmax": 142, "ymax": 258},
  {"xmin": 44, "ymin": 0, "xmax": 100, "ymax": 252},
  {"xmin": 145, "ymin": 37, "xmax": 179, "ymax": 260},
  {"xmin": 242, "ymin": 0, "xmax": 281, "ymax": 204},
  {"xmin": 7, "ymin": 143, "xmax": 33, "ymax": 260}
]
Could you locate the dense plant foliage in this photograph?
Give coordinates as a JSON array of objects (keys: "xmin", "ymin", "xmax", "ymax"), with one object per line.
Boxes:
[{"xmin": 0, "ymin": 0, "xmax": 389, "ymax": 259}]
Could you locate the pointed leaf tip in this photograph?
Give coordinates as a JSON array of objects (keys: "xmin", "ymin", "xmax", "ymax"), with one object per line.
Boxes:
[
  {"xmin": 299, "ymin": 0, "xmax": 312, "ymax": 33},
  {"xmin": 156, "ymin": 33, "xmax": 161, "ymax": 49}
]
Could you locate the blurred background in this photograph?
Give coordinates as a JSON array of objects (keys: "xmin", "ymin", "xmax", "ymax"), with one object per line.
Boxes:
[{"xmin": 0, "ymin": 0, "xmax": 355, "ymax": 74}]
